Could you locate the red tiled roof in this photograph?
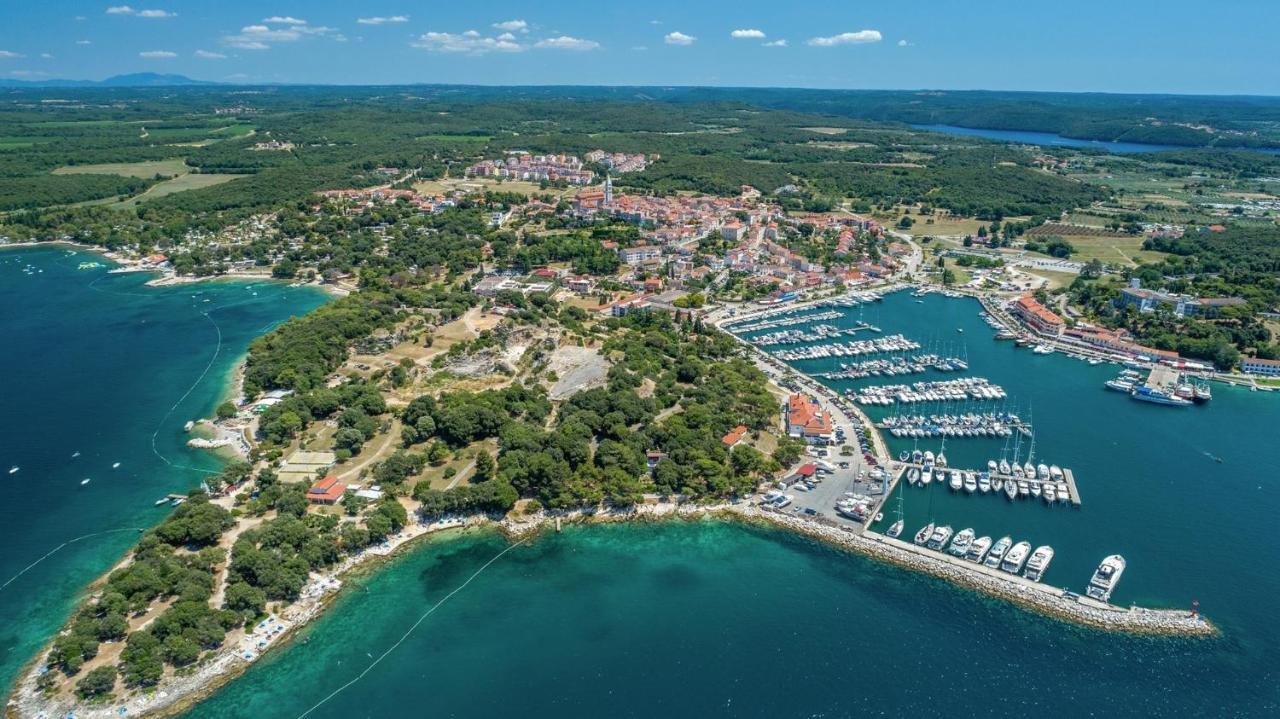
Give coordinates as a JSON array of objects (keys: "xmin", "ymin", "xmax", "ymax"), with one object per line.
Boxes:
[
  {"xmin": 721, "ymin": 425, "xmax": 749, "ymax": 447},
  {"xmin": 307, "ymin": 476, "xmax": 347, "ymax": 503}
]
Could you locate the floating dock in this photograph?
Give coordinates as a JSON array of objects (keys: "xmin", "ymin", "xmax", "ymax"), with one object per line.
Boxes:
[{"xmin": 898, "ymin": 463, "xmax": 1081, "ymax": 506}]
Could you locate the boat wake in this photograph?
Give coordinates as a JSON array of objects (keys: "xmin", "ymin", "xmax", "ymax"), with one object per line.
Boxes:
[{"xmin": 294, "ymin": 536, "xmax": 531, "ymax": 719}]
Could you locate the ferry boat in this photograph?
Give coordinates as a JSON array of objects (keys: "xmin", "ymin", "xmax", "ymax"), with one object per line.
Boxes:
[
  {"xmin": 914, "ymin": 522, "xmax": 935, "ymax": 546},
  {"xmin": 1130, "ymin": 385, "xmax": 1193, "ymax": 407},
  {"xmin": 948, "ymin": 528, "xmax": 975, "ymax": 556},
  {"xmin": 886, "ymin": 520, "xmax": 904, "ymax": 538},
  {"xmin": 966, "ymin": 536, "xmax": 992, "ymax": 563},
  {"xmin": 1023, "ymin": 546, "xmax": 1055, "ymax": 582},
  {"xmin": 984, "ymin": 537, "xmax": 1012, "ymax": 568},
  {"xmin": 926, "ymin": 525, "xmax": 954, "ymax": 551},
  {"xmin": 1000, "ymin": 541, "xmax": 1032, "ymax": 573},
  {"xmin": 1086, "ymin": 555, "xmax": 1126, "ymax": 602}
]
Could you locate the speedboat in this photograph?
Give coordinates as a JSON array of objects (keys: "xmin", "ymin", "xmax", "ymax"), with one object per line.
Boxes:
[
  {"xmin": 887, "ymin": 519, "xmax": 904, "ymax": 538},
  {"xmin": 1024, "ymin": 545, "xmax": 1055, "ymax": 582},
  {"xmin": 966, "ymin": 536, "xmax": 992, "ymax": 563},
  {"xmin": 1001, "ymin": 541, "xmax": 1032, "ymax": 573},
  {"xmin": 1086, "ymin": 555, "xmax": 1126, "ymax": 602},
  {"xmin": 984, "ymin": 536, "xmax": 1012, "ymax": 568},
  {"xmin": 926, "ymin": 525, "xmax": 954, "ymax": 551},
  {"xmin": 948, "ymin": 528, "xmax": 975, "ymax": 556},
  {"xmin": 914, "ymin": 522, "xmax": 935, "ymax": 546}
]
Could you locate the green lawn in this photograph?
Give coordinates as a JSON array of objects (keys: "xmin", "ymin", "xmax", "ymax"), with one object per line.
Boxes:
[{"xmin": 52, "ymin": 159, "xmax": 189, "ymax": 179}]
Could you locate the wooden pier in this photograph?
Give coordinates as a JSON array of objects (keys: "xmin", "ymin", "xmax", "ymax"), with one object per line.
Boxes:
[{"xmin": 1062, "ymin": 468, "xmax": 1081, "ymax": 506}]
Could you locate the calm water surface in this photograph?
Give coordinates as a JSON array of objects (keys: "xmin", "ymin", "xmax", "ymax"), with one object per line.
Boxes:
[
  {"xmin": 0, "ymin": 245, "xmax": 327, "ymax": 692},
  {"xmin": 914, "ymin": 123, "xmax": 1280, "ymax": 155}
]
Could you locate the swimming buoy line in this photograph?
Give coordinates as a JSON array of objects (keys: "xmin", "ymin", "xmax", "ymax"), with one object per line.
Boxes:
[
  {"xmin": 294, "ymin": 537, "xmax": 531, "ymax": 719},
  {"xmin": 0, "ymin": 528, "xmax": 145, "ymax": 593}
]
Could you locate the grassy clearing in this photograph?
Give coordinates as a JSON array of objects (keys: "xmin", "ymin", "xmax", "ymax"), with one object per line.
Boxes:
[
  {"xmin": 52, "ymin": 159, "xmax": 189, "ymax": 178},
  {"xmin": 1023, "ymin": 268, "xmax": 1080, "ymax": 289},
  {"xmin": 107, "ymin": 173, "xmax": 245, "ymax": 209},
  {"xmin": 1032, "ymin": 234, "xmax": 1165, "ymax": 266}
]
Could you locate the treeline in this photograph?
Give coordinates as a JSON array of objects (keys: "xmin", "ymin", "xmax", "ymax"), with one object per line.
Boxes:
[{"xmin": 0, "ymin": 174, "xmax": 154, "ymax": 211}]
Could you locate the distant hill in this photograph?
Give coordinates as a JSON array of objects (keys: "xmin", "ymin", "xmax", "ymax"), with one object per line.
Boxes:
[{"xmin": 0, "ymin": 73, "xmax": 218, "ymax": 88}]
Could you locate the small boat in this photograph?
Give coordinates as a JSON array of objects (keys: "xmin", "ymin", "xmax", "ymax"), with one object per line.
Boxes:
[
  {"xmin": 1086, "ymin": 555, "xmax": 1126, "ymax": 602},
  {"xmin": 1105, "ymin": 378, "xmax": 1136, "ymax": 393},
  {"xmin": 914, "ymin": 522, "xmax": 935, "ymax": 546},
  {"xmin": 1036, "ymin": 463, "xmax": 1049, "ymax": 480},
  {"xmin": 966, "ymin": 536, "xmax": 993, "ymax": 563},
  {"xmin": 886, "ymin": 519, "xmax": 904, "ymax": 538},
  {"xmin": 920, "ymin": 467, "xmax": 933, "ymax": 485},
  {"xmin": 1057, "ymin": 481, "xmax": 1070, "ymax": 501},
  {"xmin": 998, "ymin": 458, "xmax": 1011, "ymax": 475},
  {"xmin": 1004, "ymin": 480, "xmax": 1018, "ymax": 500},
  {"xmin": 1023, "ymin": 546, "xmax": 1055, "ymax": 582},
  {"xmin": 154, "ymin": 497, "xmax": 170, "ymax": 506},
  {"xmin": 112, "ymin": 462, "xmax": 121, "ymax": 469},
  {"xmin": 908, "ymin": 467, "xmax": 921, "ymax": 485},
  {"xmin": 7, "ymin": 466, "xmax": 17, "ymax": 475},
  {"xmin": 1049, "ymin": 465, "xmax": 1064, "ymax": 481},
  {"xmin": 1029, "ymin": 482, "xmax": 1042, "ymax": 498},
  {"xmin": 987, "ymin": 459, "xmax": 998, "ymax": 473},
  {"xmin": 80, "ymin": 478, "xmax": 91, "ymax": 486},
  {"xmin": 963, "ymin": 472, "xmax": 977, "ymax": 493},
  {"xmin": 1043, "ymin": 483, "xmax": 1056, "ymax": 502},
  {"xmin": 977, "ymin": 473, "xmax": 991, "ymax": 493},
  {"xmin": 1001, "ymin": 541, "xmax": 1032, "ymax": 573},
  {"xmin": 984, "ymin": 536, "xmax": 1012, "ymax": 568},
  {"xmin": 1017, "ymin": 480, "xmax": 1030, "ymax": 497},
  {"xmin": 949, "ymin": 470, "xmax": 963, "ymax": 491}
]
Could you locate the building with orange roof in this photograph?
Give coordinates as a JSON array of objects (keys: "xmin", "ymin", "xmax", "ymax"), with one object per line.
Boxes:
[
  {"xmin": 307, "ymin": 476, "xmax": 347, "ymax": 505},
  {"xmin": 1011, "ymin": 292, "xmax": 1065, "ymax": 337},
  {"xmin": 721, "ymin": 425, "xmax": 749, "ymax": 449},
  {"xmin": 785, "ymin": 393, "xmax": 834, "ymax": 443}
]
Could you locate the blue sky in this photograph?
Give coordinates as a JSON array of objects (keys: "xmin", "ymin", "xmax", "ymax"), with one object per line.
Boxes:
[{"xmin": 1, "ymin": 1, "xmax": 1277, "ymax": 94}]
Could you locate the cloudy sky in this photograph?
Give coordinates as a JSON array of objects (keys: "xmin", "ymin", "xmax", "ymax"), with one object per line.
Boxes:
[{"xmin": 0, "ymin": 0, "xmax": 1276, "ymax": 94}]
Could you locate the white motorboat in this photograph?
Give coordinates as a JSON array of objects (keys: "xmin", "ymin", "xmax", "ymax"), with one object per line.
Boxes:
[
  {"xmin": 949, "ymin": 470, "xmax": 963, "ymax": 491},
  {"xmin": 984, "ymin": 536, "xmax": 1012, "ymax": 568},
  {"xmin": 977, "ymin": 473, "xmax": 991, "ymax": 493},
  {"xmin": 926, "ymin": 525, "xmax": 954, "ymax": 550},
  {"xmin": 948, "ymin": 528, "xmax": 975, "ymax": 556},
  {"xmin": 966, "ymin": 536, "xmax": 992, "ymax": 563},
  {"xmin": 1030, "ymin": 481, "xmax": 1042, "ymax": 498},
  {"xmin": 1057, "ymin": 481, "xmax": 1070, "ymax": 501},
  {"xmin": 1086, "ymin": 555, "xmax": 1126, "ymax": 602},
  {"xmin": 914, "ymin": 522, "xmax": 935, "ymax": 546},
  {"xmin": 963, "ymin": 472, "xmax": 977, "ymax": 493},
  {"xmin": 1050, "ymin": 465, "xmax": 1064, "ymax": 480},
  {"xmin": 1001, "ymin": 541, "xmax": 1032, "ymax": 573},
  {"xmin": 1037, "ymin": 463, "xmax": 1050, "ymax": 479},
  {"xmin": 1043, "ymin": 483, "xmax": 1057, "ymax": 502},
  {"xmin": 1024, "ymin": 546, "xmax": 1055, "ymax": 582}
]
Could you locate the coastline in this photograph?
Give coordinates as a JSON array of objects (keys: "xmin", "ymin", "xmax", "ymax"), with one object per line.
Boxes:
[{"xmin": 6, "ymin": 497, "xmax": 1216, "ymax": 719}]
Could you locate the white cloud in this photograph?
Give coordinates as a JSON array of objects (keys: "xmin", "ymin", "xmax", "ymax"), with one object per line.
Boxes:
[
  {"xmin": 0, "ymin": 50, "xmax": 23, "ymax": 59},
  {"xmin": 897, "ymin": 39, "xmax": 911, "ymax": 47},
  {"xmin": 496, "ymin": 32, "xmax": 516, "ymax": 41},
  {"xmin": 631, "ymin": 45, "xmax": 648, "ymax": 51},
  {"xmin": 194, "ymin": 49, "xmax": 226, "ymax": 59},
  {"xmin": 807, "ymin": 30, "xmax": 882, "ymax": 47},
  {"xmin": 412, "ymin": 31, "xmax": 524, "ymax": 54},
  {"xmin": 139, "ymin": 50, "xmax": 176, "ymax": 58},
  {"xmin": 763, "ymin": 39, "xmax": 788, "ymax": 47},
  {"xmin": 223, "ymin": 20, "xmax": 338, "ymax": 50},
  {"xmin": 106, "ymin": 6, "xmax": 175, "ymax": 18},
  {"xmin": 535, "ymin": 36, "xmax": 600, "ymax": 51},
  {"xmin": 492, "ymin": 19, "xmax": 528, "ymax": 33},
  {"xmin": 357, "ymin": 15, "xmax": 409, "ymax": 25},
  {"xmin": 40, "ymin": 52, "xmax": 54, "ymax": 59},
  {"xmin": 76, "ymin": 40, "xmax": 92, "ymax": 45},
  {"xmin": 730, "ymin": 29, "xmax": 766, "ymax": 39},
  {"xmin": 664, "ymin": 31, "xmax": 695, "ymax": 46}
]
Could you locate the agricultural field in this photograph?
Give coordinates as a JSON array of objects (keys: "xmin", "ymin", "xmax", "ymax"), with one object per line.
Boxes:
[
  {"xmin": 107, "ymin": 173, "xmax": 245, "ymax": 209},
  {"xmin": 52, "ymin": 159, "xmax": 190, "ymax": 178}
]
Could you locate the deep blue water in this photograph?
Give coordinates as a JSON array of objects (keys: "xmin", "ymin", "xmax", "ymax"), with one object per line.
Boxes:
[
  {"xmin": 0, "ymin": 245, "xmax": 328, "ymax": 692},
  {"xmin": 914, "ymin": 123, "xmax": 1280, "ymax": 155},
  {"xmin": 179, "ymin": 292, "xmax": 1280, "ymax": 718}
]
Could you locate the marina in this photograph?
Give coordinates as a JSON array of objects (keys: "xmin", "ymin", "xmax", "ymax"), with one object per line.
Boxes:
[
  {"xmin": 852, "ymin": 377, "xmax": 1009, "ymax": 405},
  {"xmin": 769, "ymin": 334, "xmax": 921, "ymax": 361},
  {"xmin": 813, "ymin": 352, "xmax": 969, "ymax": 380}
]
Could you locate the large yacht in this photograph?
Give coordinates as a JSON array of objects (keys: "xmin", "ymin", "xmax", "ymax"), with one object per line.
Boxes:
[
  {"xmin": 1000, "ymin": 541, "xmax": 1032, "ymax": 573},
  {"xmin": 965, "ymin": 536, "xmax": 992, "ymax": 563},
  {"xmin": 948, "ymin": 528, "xmax": 975, "ymax": 557},
  {"xmin": 1086, "ymin": 555, "xmax": 1127, "ymax": 602},
  {"xmin": 984, "ymin": 536, "xmax": 1012, "ymax": 568},
  {"xmin": 1023, "ymin": 546, "xmax": 1055, "ymax": 582},
  {"xmin": 1130, "ymin": 385, "xmax": 1193, "ymax": 407},
  {"xmin": 926, "ymin": 525, "xmax": 954, "ymax": 551}
]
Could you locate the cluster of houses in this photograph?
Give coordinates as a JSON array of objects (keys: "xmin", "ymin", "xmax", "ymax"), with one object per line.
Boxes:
[
  {"xmin": 1114, "ymin": 279, "xmax": 1247, "ymax": 319},
  {"xmin": 466, "ymin": 153, "xmax": 596, "ymax": 185},
  {"xmin": 316, "ymin": 187, "xmax": 457, "ymax": 215},
  {"xmin": 584, "ymin": 150, "xmax": 657, "ymax": 174}
]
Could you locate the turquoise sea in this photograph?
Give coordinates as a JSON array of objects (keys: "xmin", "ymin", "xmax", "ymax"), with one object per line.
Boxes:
[
  {"xmin": 0, "ymin": 245, "xmax": 328, "ymax": 693},
  {"xmin": 181, "ymin": 292, "xmax": 1280, "ymax": 718}
]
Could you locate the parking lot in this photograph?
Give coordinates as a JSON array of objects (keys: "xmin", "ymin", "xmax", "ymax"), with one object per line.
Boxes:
[{"xmin": 767, "ymin": 430, "xmax": 892, "ymax": 532}]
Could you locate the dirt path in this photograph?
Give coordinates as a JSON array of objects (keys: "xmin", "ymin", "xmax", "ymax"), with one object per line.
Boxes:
[{"xmin": 334, "ymin": 420, "xmax": 402, "ymax": 482}]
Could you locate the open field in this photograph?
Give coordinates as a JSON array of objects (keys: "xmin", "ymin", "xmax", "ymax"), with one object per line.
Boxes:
[
  {"xmin": 52, "ymin": 159, "xmax": 189, "ymax": 178},
  {"xmin": 1031, "ymin": 233, "xmax": 1165, "ymax": 266},
  {"xmin": 413, "ymin": 176, "xmax": 577, "ymax": 197},
  {"xmin": 107, "ymin": 173, "xmax": 245, "ymax": 209},
  {"xmin": 1023, "ymin": 268, "xmax": 1081, "ymax": 289}
]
